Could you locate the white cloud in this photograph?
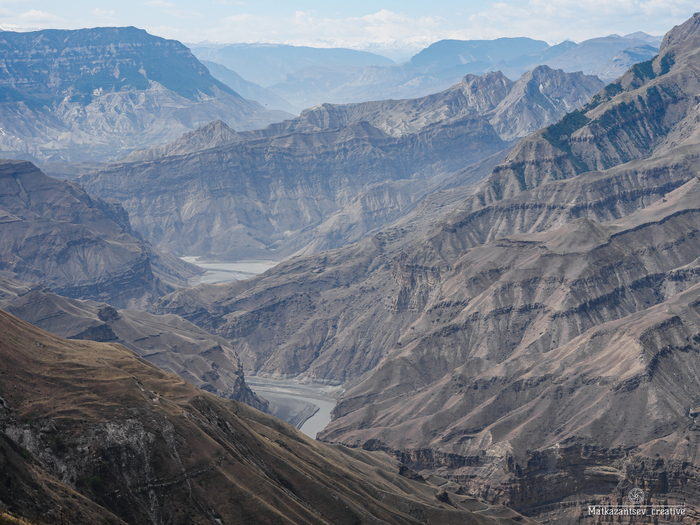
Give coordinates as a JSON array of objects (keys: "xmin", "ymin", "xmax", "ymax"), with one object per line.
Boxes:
[
  {"xmin": 465, "ymin": 0, "xmax": 697, "ymax": 43},
  {"xmin": 143, "ymin": 0, "xmax": 201, "ymax": 19},
  {"xmin": 91, "ymin": 8, "xmax": 115, "ymax": 17},
  {"xmin": 16, "ymin": 9, "xmax": 60, "ymax": 23},
  {"xmin": 144, "ymin": 0, "xmax": 174, "ymax": 7}
]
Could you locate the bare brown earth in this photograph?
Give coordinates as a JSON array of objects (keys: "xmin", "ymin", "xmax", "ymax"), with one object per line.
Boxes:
[
  {"xmin": 156, "ymin": 13, "xmax": 700, "ymax": 523},
  {"xmin": 0, "ymin": 160, "xmax": 200, "ymax": 309},
  {"xmin": 0, "ymin": 277, "xmax": 267, "ymax": 412},
  {"xmin": 0, "ymin": 309, "xmax": 537, "ymax": 525}
]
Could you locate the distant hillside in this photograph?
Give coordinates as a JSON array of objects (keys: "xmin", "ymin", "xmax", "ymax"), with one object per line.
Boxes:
[
  {"xmin": 237, "ymin": 34, "xmax": 660, "ymax": 110},
  {"xmin": 544, "ymin": 34, "xmax": 660, "ymax": 80},
  {"xmin": 0, "ymin": 308, "xmax": 534, "ymax": 525},
  {"xmin": 190, "ymin": 43, "xmax": 394, "ymax": 86},
  {"xmin": 0, "ymin": 27, "xmax": 290, "ymax": 162},
  {"xmin": 0, "ymin": 159, "xmax": 199, "ymax": 308},
  {"xmin": 409, "ymin": 37, "xmax": 549, "ymax": 72},
  {"xmin": 201, "ymin": 59, "xmax": 300, "ymax": 113},
  {"xmin": 0, "ymin": 276, "xmax": 267, "ymax": 411},
  {"xmin": 82, "ymin": 66, "xmax": 602, "ymax": 261}
]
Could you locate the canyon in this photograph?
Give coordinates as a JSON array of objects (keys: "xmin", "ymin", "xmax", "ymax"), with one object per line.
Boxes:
[
  {"xmin": 2, "ymin": 13, "xmax": 700, "ymax": 525},
  {"xmin": 153, "ymin": 12, "xmax": 700, "ymax": 524}
]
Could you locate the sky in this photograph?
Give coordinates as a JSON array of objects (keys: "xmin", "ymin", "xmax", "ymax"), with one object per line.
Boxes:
[{"xmin": 0, "ymin": 1, "xmax": 697, "ymax": 60}]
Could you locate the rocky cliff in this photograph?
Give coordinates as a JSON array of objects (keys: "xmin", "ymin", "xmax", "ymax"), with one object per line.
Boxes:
[
  {"xmin": 81, "ymin": 116, "xmax": 510, "ymax": 261},
  {"xmin": 0, "ymin": 160, "xmax": 199, "ymax": 308},
  {"xmin": 0, "ymin": 27, "xmax": 289, "ymax": 162},
  {"xmin": 82, "ymin": 66, "xmax": 601, "ymax": 261},
  {"xmin": 0, "ymin": 309, "xmax": 535, "ymax": 525}
]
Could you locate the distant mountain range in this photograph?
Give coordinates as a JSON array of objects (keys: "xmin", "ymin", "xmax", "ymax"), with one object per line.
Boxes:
[
  {"xmin": 0, "ymin": 27, "xmax": 291, "ymax": 162},
  {"xmin": 188, "ymin": 43, "xmax": 395, "ymax": 87},
  {"xmin": 0, "ymin": 27, "xmax": 664, "ymax": 164},
  {"xmin": 195, "ymin": 33, "xmax": 662, "ymax": 112}
]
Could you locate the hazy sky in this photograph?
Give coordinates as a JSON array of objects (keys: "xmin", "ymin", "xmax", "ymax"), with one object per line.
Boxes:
[{"xmin": 0, "ymin": 1, "xmax": 697, "ymax": 59}]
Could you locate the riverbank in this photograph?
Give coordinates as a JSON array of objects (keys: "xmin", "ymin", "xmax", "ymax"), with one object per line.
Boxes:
[
  {"xmin": 246, "ymin": 376, "xmax": 340, "ymax": 439},
  {"xmin": 181, "ymin": 257, "xmax": 278, "ymax": 285}
]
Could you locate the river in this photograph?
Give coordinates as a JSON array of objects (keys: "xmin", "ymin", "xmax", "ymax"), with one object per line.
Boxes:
[
  {"xmin": 181, "ymin": 257, "xmax": 278, "ymax": 284},
  {"xmin": 182, "ymin": 256, "xmax": 339, "ymax": 438},
  {"xmin": 245, "ymin": 377, "xmax": 339, "ymax": 439}
]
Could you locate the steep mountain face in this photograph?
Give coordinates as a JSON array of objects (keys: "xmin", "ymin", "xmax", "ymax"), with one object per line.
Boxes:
[
  {"xmin": 121, "ymin": 119, "xmax": 239, "ymax": 162},
  {"xmin": 156, "ymin": 13, "xmax": 700, "ymax": 523},
  {"xmin": 487, "ymin": 66, "xmax": 604, "ymax": 140},
  {"xmin": 0, "ymin": 27, "xmax": 289, "ymax": 162},
  {"xmin": 82, "ymin": 66, "xmax": 601, "ymax": 262},
  {"xmin": 0, "ymin": 160, "xmax": 199, "ymax": 308},
  {"xmin": 267, "ymin": 66, "xmax": 601, "ymax": 141},
  {"xmin": 82, "ymin": 117, "xmax": 508, "ymax": 261},
  {"xmin": 0, "ymin": 309, "xmax": 535, "ymax": 525},
  {"xmin": 0, "ymin": 429, "xmax": 126, "ymax": 524},
  {"xmin": 0, "ymin": 276, "xmax": 267, "ymax": 411},
  {"xmin": 451, "ymin": 18, "xmax": 699, "ymax": 222}
]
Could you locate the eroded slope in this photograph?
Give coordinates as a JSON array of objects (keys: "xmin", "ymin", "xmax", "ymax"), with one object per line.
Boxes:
[{"xmin": 0, "ymin": 309, "xmax": 533, "ymax": 525}]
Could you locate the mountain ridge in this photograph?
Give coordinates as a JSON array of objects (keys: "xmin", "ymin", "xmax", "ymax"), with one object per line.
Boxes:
[
  {"xmin": 154, "ymin": 12, "xmax": 700, "ymax": 523},
  {"xmin": 0, "ymin": 27, "xmax": 290, "ymax": 162},
  {"xmin": 88, "ymin": 66, "xmax": 602, "ymax": 263},
  {"xmin": 0, "ymin": 159, "xmax": 199, "ymax": 308},
  {"xmin": 0, "ymin": 308, "xmax": 535, "ymax": 525}
]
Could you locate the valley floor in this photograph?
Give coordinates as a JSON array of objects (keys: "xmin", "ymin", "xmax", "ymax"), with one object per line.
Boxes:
[
  {"xmin": 181, "ymin": 257, "xmax": 279, "ymax": 284},
  {"xmin": 246, "ymin": 376, "xmax": 340, "ymax": 439}
]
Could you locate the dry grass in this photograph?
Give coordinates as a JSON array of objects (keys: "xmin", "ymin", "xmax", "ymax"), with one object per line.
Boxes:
[{"xmin": 0, "ymin": 511, "xmax": 38, "ymax": 525}]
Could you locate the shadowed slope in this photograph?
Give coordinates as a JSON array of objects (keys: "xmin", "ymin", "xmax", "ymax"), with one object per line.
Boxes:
[
  {"xmin": 0, "ymin": 277, "xmax": 267, "ymax": 411},
  {"xmin": 0, "ymin": 309, "xmax": 534, "ymax": 525},
  {"xmin": 0, "ymin": 160, "xmax": 199, "ymax": 308}
]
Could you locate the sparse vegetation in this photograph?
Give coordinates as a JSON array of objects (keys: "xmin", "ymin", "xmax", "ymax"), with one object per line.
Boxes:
[
  {"xmin": 89, "ymin": 476, "xmax": 102, "ymax": 490},
  {"xmin": 585, "ymin": 81, "xmax": 624, "ymax": 110},
  {"xmin": 631, "ymin": 57, "xmax": 656, "ymax": 80},
  {"xmin": 542, "ymin": 109, "xmax": 590, "ymax": 150},
  {"xmin": 660, "ymin": 53, "xmax": 675, "ymax": 75},
  {"xmin": 0, "ymin": 511, "xmax": 37, "ymax": 525},
  {"xmin": 51, "ymin": 435, "xmax": 66, "ymax": 453}
]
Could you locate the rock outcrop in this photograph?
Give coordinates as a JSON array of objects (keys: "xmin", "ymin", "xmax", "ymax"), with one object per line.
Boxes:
[
  {"xmin": 81, "ymin": 66, "xmax": 601, "ymax": 261},
  {"xmin": 0, "ymin": 27, "xmax": 290, "ymax": 162},
  {"xmin": 0, "ymin": 159, "xmax": 199, "ymax": 308},
  {"xmin": 0, "ymin": 276, "xmax": 267, "ymax": 412}
]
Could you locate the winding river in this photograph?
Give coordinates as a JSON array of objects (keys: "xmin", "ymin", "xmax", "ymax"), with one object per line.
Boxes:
[
  {"xmin": 245, "ymin": 377, "xmax": 339, "ymax": 439},
  {"xmin": 182, "ymin": 256, "xmax": 339, "ymax": 438}
]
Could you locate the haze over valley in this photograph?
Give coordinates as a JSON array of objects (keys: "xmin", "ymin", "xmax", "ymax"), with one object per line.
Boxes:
[{"xmin": 2, "ymin": 5, "xmax": 700, "ymax": 525}]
